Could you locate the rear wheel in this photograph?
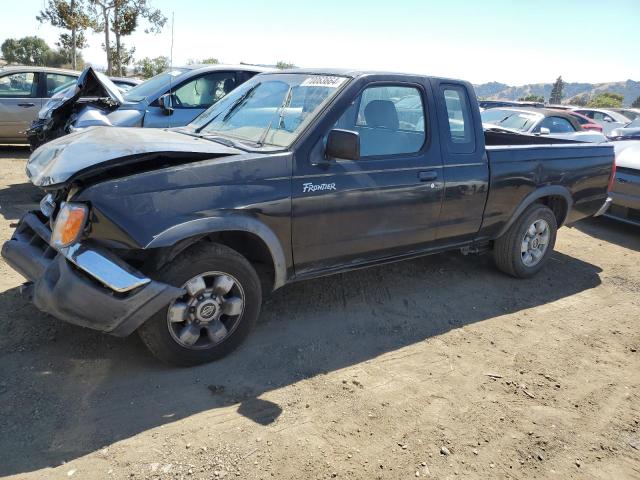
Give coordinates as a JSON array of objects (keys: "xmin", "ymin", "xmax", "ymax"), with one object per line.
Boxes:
[
  {"xmin": 138, "ymin": 243, "xmax": 261, "ymax": 366},
  {"xmin": 493, "ymin": 204, "xmax": 557, "ymax": 278}
]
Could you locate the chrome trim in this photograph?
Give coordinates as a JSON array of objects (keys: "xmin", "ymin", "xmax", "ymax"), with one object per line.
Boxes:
[
  {"xmin": 59, "ymin": 242, "xmax": 151, "ymax": 293},
  {"xmin": 594, "ymin": 197, "xmax": 612, "ymax": 217},
  {"xmin": 39, "ymin": 193, "xmax": 56, "ymax": 218}
]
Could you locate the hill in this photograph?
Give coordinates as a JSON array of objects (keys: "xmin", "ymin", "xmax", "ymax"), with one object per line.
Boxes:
[{"xmin": 474, "ymin": 80, "xmax": 640, "ymax": 106}]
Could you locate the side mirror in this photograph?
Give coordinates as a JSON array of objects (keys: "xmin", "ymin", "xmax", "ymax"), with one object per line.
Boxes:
[
  {"xmin": 159, "ymin": 93, "xmax": 174, "ymax": 115},
  {"xmin": 326, "ymin": 129, "xmax": 360, "ymax": 160},
  {"xmin": 539, "ymin": 127, "xmax": 551, "ymax": 135},
  {"xmin": 603, "ymin": 117, "xmax": 613, "ymax": 123}
]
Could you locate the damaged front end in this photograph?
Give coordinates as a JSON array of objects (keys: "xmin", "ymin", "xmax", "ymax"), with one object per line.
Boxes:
[
  {"xmin": 27, "ymin": 66, "xmax": 123, "ymax": 150},
  {"xmin": 1, "ymin": 210, "xmax": 184, "ymax": 336}
]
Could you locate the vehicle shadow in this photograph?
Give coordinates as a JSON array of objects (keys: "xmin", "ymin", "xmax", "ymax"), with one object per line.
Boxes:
[
  {"xmin": 0, "ymin": 250, "xmax": 602, "ymax": 476},
  {"xmin": 574, "ymin": 217, "xmax": 640, "ymax": 252},
  {"xmin": 0, "ymin": 181, "xmax": 42, "ymax": 221},
  {"xmin": 0, "ymin": 145, "xmax": 30, "ymax": 159}
]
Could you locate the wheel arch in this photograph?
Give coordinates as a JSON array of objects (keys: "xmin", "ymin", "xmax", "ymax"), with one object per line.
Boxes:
[
  {"xmin": 145, "ymin": 216, "xmax": 288, "ymax": 291},
  {"xmin": 495, "ymin": 186, "xmax": 572, "ymax": 239}
]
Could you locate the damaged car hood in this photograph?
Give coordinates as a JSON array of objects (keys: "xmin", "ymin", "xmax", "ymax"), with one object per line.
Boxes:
[
  {"xmin": 27, "ymin": 127, "xmax": 243, "ymax": 187},
  {"xmin": 37, "ymin": 66, "xmax": 124, "ymax": 121}
]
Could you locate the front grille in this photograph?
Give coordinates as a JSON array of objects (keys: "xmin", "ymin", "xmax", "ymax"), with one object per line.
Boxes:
[{"xmin": 13, "ymin": 212, "xmax": 58, "ymax": 262}]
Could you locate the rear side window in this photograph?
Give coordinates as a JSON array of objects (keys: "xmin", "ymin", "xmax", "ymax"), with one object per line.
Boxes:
[
  {"xmin": 441, "ymin": 85, "xmax": 475, "ymax": 153},
  {"xmin": 45, "ymin": 73, "xmax": 77, "ymax": 96},
  {"xmin": 0, "ymin": 72, "xmax": 38, "ymax": 97}
]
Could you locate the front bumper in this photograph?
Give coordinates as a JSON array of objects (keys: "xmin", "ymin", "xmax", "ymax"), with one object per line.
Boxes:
[{"xmin": 1, "ymin": 212, "xmax": 183, "ymax": 336}]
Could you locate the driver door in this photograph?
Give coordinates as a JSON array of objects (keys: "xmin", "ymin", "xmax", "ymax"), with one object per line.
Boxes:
[
  {"xmin": 143, "ymin": 72, "xmax": 237, "ymax": 128},
  {"xmin": 291, "ymin": 79, "xmax": 445, "ymax": 275}
]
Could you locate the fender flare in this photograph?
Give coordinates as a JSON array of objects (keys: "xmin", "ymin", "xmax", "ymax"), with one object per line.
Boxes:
[
  {"xmin": 145, "ymin": 216, "xmax": 288, "ymax": 290},
  {"xmin": 495, "ymin": 185, "xmax": 573, "ymax": 238}
]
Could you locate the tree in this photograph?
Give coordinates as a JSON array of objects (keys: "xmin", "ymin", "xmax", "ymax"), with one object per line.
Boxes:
[
  {"xmin": 89, "ymin": 0, "xmax": 166, "ymax": 75},
  {"xmin": 587, "ymin": 92, "xmax": 624, "ymax": 109},
  {"xmin": 1, "ymin": 37, "xmax": 51, "ymax": 65},
  {"xmin": 631, "ymin": 96, "xmax": 640, "ymax": 109},
  {"xmin": 0, "ymin": 37, "xmax": 72, "ymax": 67},
  {"xmin": 134, "ymin": 55, "xmax": 169, "ymax": 78},
  {"xmin": 568, "ymin": 93, "xmax": 589, "ymax": 107},
  {"xmin": 37, "ymin": 0, "xmax": 92, "ymax": 69},
  {"xmin": 187, "ymin": 57, "xmax": 219, "ymax": 65},
  {"xmin": 276, "ymin": 61, "xmax": 295, "ymax": 69},
  {"xmin": 549, "ymin": 76, "xmax": 565, "ymax": 104},
  {"xmin": 518, "ymin": 94, "xmax": 544, "ymax": 103},
  {"xmin": 111, "ymin": 0, "xmax": 166, "ymax": 75}
]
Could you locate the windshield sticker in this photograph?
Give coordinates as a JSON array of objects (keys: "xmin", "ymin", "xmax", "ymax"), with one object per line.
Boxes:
[{"xmin": 300, "ymin": 76, "xmax": 346, "ymax": 88}]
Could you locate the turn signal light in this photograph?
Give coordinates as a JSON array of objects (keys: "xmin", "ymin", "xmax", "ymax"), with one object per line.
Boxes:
[{"xmin": 51, "ymin": 203, "xmax": 89, "ymax": 248}]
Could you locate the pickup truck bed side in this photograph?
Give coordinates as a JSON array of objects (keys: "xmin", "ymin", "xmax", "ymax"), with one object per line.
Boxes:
[{"xmin": 480, "ymin": 143, "xmax": 614, "ymax": 240}]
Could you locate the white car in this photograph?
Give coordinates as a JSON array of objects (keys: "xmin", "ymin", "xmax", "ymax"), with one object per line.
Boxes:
[{"xmin": 572, "ymin": 108, "xmax": 632, "ymax": 135}]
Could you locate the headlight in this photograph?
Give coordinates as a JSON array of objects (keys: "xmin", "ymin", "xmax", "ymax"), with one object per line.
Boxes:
[{"xmin": 51, "ymin": 202, "xmax": 89, "ymax": 249}]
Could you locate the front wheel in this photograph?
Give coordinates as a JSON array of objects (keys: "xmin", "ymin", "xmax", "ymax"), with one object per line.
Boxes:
[
  {"xmin": 138, "ymin": 243, "xmax": 262, "ymax": 366},
  {"xmin": 493, "ymin": 204, "xmax": 558, "ymax": 278}
]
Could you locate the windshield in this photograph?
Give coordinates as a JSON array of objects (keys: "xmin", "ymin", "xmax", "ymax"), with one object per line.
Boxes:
[
  {"xmin": 123, "ymin": 68, "xmax": 188, "ymax": 102},
  {"xmin": 481, "ymin": 109, "xmax": 541, "ymax": 132},
  {"xmin": 189, "ymin": 73, "xmax": 348, "ymax": 148}
]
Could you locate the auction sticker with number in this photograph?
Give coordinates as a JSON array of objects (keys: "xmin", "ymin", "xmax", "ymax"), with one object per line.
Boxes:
[{"xmin": 300, "ymin": 76, "xmax": 347, "ymax": 88}]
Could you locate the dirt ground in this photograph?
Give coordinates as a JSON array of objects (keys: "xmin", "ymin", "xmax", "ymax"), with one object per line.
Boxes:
[{"xmin": 0, "ymin": 145, "xmax": 638, "ymax": 480}]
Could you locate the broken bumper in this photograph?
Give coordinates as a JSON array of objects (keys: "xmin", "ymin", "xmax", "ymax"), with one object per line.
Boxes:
[{"xmin": 1, "ymin": 212, "xmax": 183, "ymax": 336}]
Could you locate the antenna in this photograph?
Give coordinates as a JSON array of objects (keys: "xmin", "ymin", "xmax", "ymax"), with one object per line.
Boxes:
[{"xmin": 168, "ymin": 11, "xmax": 175, "ymax": 127}]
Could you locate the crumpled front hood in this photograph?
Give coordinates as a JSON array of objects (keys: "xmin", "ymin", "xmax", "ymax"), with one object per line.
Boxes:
[
  {"xmin": 37, "ymin": 66, "xmax": 124, "ymax": 121},
  {"xmin": 27, "ymin": 126, "xmax": 242, "ymax": 187}
]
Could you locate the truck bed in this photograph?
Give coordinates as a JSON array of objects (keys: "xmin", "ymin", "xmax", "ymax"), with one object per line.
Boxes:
[{"xmin": 479, "ymin": 142, "xmax": 614, "ymax": 240}]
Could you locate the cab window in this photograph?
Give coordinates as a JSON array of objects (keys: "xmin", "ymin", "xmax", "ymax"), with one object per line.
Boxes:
[{"xmin": 332, "ymin": 84, "xmax": 426, "ymax": 157}]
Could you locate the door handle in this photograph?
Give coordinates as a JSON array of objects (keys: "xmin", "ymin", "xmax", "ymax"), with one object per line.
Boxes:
[
  {"xmin": 18, "ymin": 103, "xmax": 36, "ymax": 108},
  {"xmin": 418, "ymin": 170, "xmax": 438, "ymax": 182}
]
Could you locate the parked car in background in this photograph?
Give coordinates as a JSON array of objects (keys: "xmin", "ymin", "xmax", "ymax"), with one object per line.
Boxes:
[
  {"xmin": 481, "ymin": 107, "xmax": 607, "ymax": 142},
  {"xmin": 109, "ymin": 76, "xmax": 142, "ymax": 91},
  {"xmin": 572, "ymin": 108, "xmax": 632, "ymax": 135},
  {"xmin": 604, "ymin": 140, "xmax": 640, "ymax": 226},
  {"xmin": 610, "ymin": 118, "xmax": 640, "ymax": 140},
  {"xmin": 27, "ymin": 64, "xmax": 272, "ymax": 149},
  {"xmin": 0, "ymin": 66, "xmax": 142, "ymax": 144},
  {"xmin": 611, "ymin": 108, "xmax": 640, "ymax": 121},
  {"xmin": 0, "ymin": 66, "xmax": 78, "ymax": 143},
  {"xmin": 2, "ymin": 69, "xmax": 614, "ymax": 365},
  {"xmin": 478, "ymin": 99, "xmax": 544, "ymax": 110},
  {"xmin": 563, "ymin": 110, "xmax": 603, "ymax": 133}
]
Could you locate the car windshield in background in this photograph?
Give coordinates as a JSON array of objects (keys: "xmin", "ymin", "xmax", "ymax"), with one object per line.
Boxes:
[
  {"xmin": 190, "ymin": 73, "xmax": 348, "ymax": 148},
  {"xmin": 481, "ymin": 109, "xmax": 540, "ymax": 132},
  {"xmin": 123, "ymin": 68, "xmax": 189, "ymax": 102}
]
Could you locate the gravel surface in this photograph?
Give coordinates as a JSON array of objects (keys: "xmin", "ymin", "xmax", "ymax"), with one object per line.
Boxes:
[{"xmin": 0, "ymin": 146, "xmax": 638, "ymax": 479}]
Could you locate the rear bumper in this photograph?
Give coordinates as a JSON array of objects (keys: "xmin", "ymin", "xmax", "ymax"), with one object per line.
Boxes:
[
  {"xmin": 604, "ymin": 192, "xmax": 640, "ymax": 227},
  {"xmin": 1, "ymin": 212, "xmax": 183, "ymax": 336},
  {"xmin": 593, "ymin": 197, "xmax": 612, "ymax": 217}
]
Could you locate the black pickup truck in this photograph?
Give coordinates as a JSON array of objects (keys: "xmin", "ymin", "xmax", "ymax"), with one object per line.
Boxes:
[{"xmin": 2, "ymin": 69, "xmax": 615, "ymax": 365}]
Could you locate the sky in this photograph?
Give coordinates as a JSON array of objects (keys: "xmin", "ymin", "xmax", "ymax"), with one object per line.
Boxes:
[{"xmin": 2, "ymin": 0, "xmax": 639, "ymax": 85}]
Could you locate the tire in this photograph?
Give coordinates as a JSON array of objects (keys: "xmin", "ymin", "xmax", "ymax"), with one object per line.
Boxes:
[
  {"xmin": 493, "ymin": 203, "xmax": 558, "ymax": 278},
  {"xmin": 138, "ymin": 242, "xmax": 261, "ymax": 366}
]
